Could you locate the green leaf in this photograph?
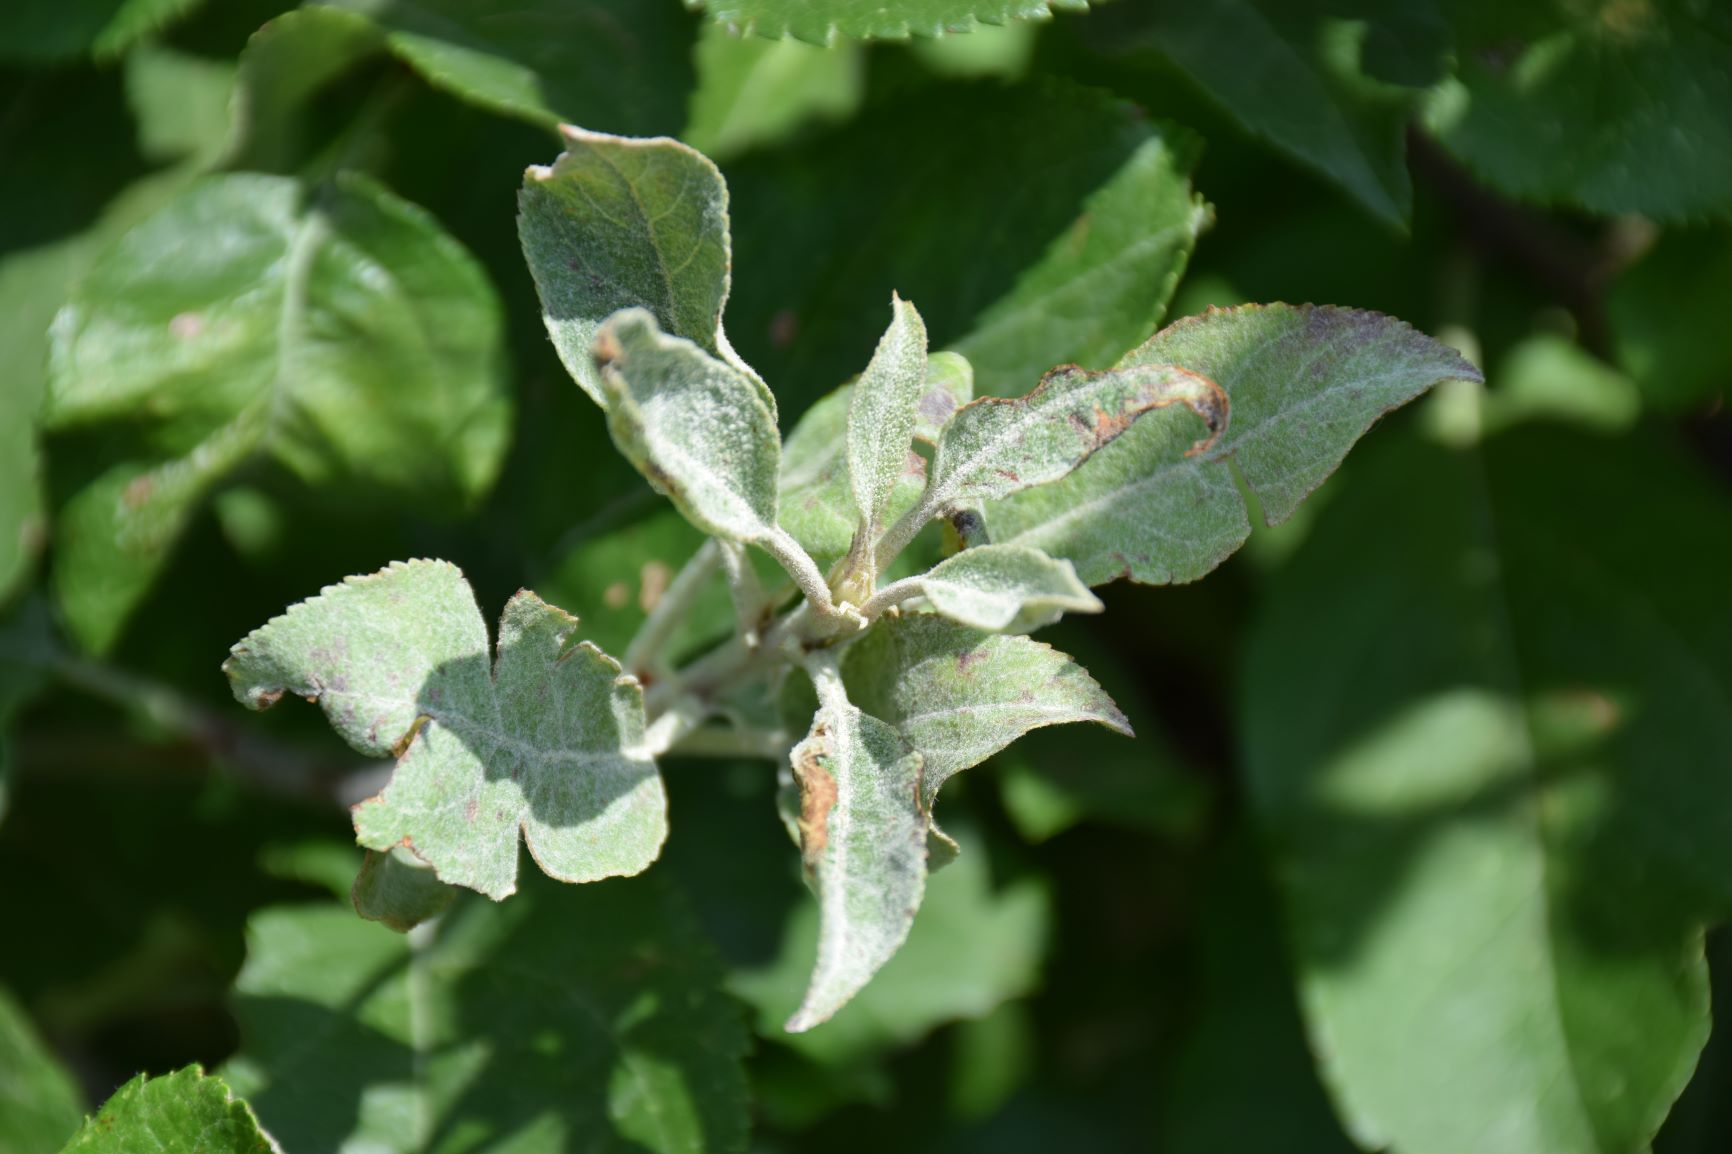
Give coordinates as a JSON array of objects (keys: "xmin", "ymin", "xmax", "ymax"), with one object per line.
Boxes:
[
  {"xmin": 1609, "ymin": 226, "xmax": 1732, "ymax": 412},
  {"xmin": 784, "ymin": 675, "xmax": 927, "ymax": 1032},
  {"xmin": 1427, "ymin": 1, "xmax": 1732, "ymax": 220},
  {"xmin": 1084, "ymin": 0, "xmax": 1425, "ymax": 227},
  {"xmin": 909, "ymin": 544, "xmax": 1101, "ymax": 632},
  {"xmin": 124, "ymin": 42, "xmax": 235, "ymax": 166},
  {"xmin": 687, "ymin": 0, "xmax": 1090, "ymax": 43},
  {"xmin": 225, "ymin": 559, "xmax": 664, "ymax": 900},
  {"xmin": 1243, "ymin": 427, "xmax": 1732, "ymax": 1154},
  {"xmin": 733, "ymin": 824, "xmax": 1048, "ymax": 1064},
  {"xmin": 987, "ymin": 304, "xmax": 1480, "ymax": 586},
  {"xmin": 0, "ymin": 985, "xmax": 84, "ymax": 1154},
  {"xmin": 780, "ymin": 384, "xmax": 927, "ymax": 569},
  {"xmin": 848, "ymin": 295, "xmax": 930, "ymax": 539},
  {"xmin": 0, "ymin": 0, "xmax": 205, "ymax": 63},
  {"xmin": 351, "ymin": 847, "xmax": 457, "ymax": 932},
  {"xmin": 59, "ymin": 1067, "xmax": 272, "ymax": 1154},
  {"xmin": 227, "ymin": 874, "xmax": 750, "ymax": 1153},
  {"xmin": 44, "ymin": 172, "xmax": 510, "ymax": 653},
  {"xmin": 843, "ymin": 613, "xmax": 1128, "ymax": 824},
  {"xmin": 595, "ymin": 309, "xmax": 783, "ymax": 546},
  {"xmin": 316, "ymin": 0, "xmax": 696, "ymax": 135},
  {"xmin": 725, "ymin": 80, "xmax": 1204, "ymax": 404},
  {"xmin": 1481, "ymin": 333, "xmax": 1639, "ymax": 435},
  {"xmin": 913, "ymin": 352, "xmax": 975, "ymax": 445},
  {"xmin": 225, "ymin": 8, "xmax": 388, "ymax": 174},
  {"xmin": 685, "ymin": 23, "xmax": 864, "ymax": 160},
  {"xmin": 927, "ymin": 360, "xmax": 1226, "ymax": 509},
  {"xmin": 519, "ymin": 128, "xmax": 734, "ymax": 409}
]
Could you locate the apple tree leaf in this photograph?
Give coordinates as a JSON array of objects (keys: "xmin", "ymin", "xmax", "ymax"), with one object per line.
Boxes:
[
  {"xmin": 59, "ymin": 1067, "xmax": 272, "ymax": 1154},
  {"xmin": 848, "ymin": 294, "xmax": 930, "ymax": 540},
  {"xmin": 686, "ymin": 0, "xmax": 1091, "ymax": 44},
  {"xmin": 909, "ymin": 544, "xmax": 1101, "ymax": 633}
]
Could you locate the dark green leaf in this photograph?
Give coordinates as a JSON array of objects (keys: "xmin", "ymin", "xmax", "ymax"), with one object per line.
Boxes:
[
  {"xmin": 0, "ymin": 0, "xmax": 205, "ymax": 63},
  {"xmin": 1609, "ymin": 227, "xmax": 1732, "ymax": 412}
]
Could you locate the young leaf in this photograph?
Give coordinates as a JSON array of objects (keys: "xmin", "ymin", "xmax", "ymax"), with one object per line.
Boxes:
[
  {"xmin": 0, "ymin": 986, "xmax": 85, "ymax": 1154},
  {"xmin": 226, "ymin": 874, "xmax": 750, "ymax": 1154},
  {"xmin": 225, "ymin": 559, "xmax": 664, "ymax": 900},
  {"xmin": 1244, "ymin": 428, "xmax": 1732, "ymax": 1154},
  {"xmin": 59, "ymin": 1067, "xmax": 273, "ymax": 1154},
  {"xmin": 519, "ymin": 128, "xmax": 733, "ymax": 408},
  {"xmin": 781, "ymin": 384, "xmax": 925, "ymax": 568},
  {"xmin": 988, "ymin": 304, "xmax": 1481, "ymax": 586},
  {"xmin": 925, "ymin": 360, "xmax": 1226, "ymax": 511},
  {"xmin": 904, "ymin": 544, "xmax": 1101, "ymax": 632},
  {"xmin": 848, "ymin": 295, "xmax": 930, "ymax": 538},
  {"xmin": 595, "ymin": 309, "xmax": 783, "ymax": 546},
  {"xmin": 785, "ymin": 680, "xmax": 928, "ymax": 1032},
  {"xmin": 351, "ymin": 847, "xmax": 457, "ymax": 933},
  {"xmin": 44, "ymin": 173, "xmax": 510, "ymax": 653},
  {"xmin": 913, "ymin": 352, "xmax": 975, "ymax": 445},
  {"xmin": 688, "ymin": 0, "xmax": 1090, "ymax": 42},
  {"xmin": 843, "ymin": 614, "xmax": 1129, "ymax": 828},
  {"xmin": 686, "ymin": 22, "xmax": 863, "ymax": 160}
]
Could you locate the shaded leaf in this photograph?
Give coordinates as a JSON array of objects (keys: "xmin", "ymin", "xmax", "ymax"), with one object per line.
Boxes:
[
  {"xmin": 928, "ymin": 360, "xmax": 1225, "ymax": 509},
  {"xmin": 0, "ymin": 0, "xmax": 205, "ymax": 63},
  {"xmin": 911, "ymin": 544, "xmax": 1101, "ymax": 632},
  {"xmin": 1609, "ymin": 226, "xmax": 1732, "ymax": 412},
  {"xmin": 227, "ymin": 874, "xmax": 750, "ymax": 1153},
  {"xmin": 519, "ymin": 128, "xmax": 734, "ymax": 408},
  {"xmin": 1428, "ymin": 0, "xmax": 1732, "ymax": 220},
  {"xmin": 595, "ymin": 309, "xmax": 782, "ymax": 546},
  {"xmin": 351, "ymin": 847, "xmax": 457, "ymax": 932},
  {"xmin": 688, "ymin": 0, "xmax": 1090, "ymax": 43},
  {"xmin": 0, "ymin": 985, "xmax": 84, "ymax": 1154},
  {"xmin": 60, "ymin": 1067, "xmax": 272, "ymax": 1154},
  {"xmin": 1243, "ymin": 428, "xmax": 1732, "ymax": 1154},
  {"xmin": 685, "ymin": 23, "xmax": 863, "ymax": 159},
  {"xmin": 784, "ymin": 685, "xmax": 927, "ymax": 1032},
  {"xmin": 781, "ymin": 384, "xmax": 927, "ymax": 569},
  {"xmin": 225, "ymin": 559, "xmax": 664, "ymax": 900},
  {"xmin": 45, "ymin": 173, "xmax": 510, "ymax": 653},
  {"xmin": 849, "ymin": 295, "xmax": 930, "ymax": 538},
  {"xmin": 225, "ymin": 8, "xmax": 387, "ymax": 173},
  {"xmin": 987, "ymin": 304, "xmax": 1479, "ymax": 586}
]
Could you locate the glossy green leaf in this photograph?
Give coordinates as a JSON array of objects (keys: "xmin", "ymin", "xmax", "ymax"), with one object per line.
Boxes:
[
  {"xmin": 988, "ymin": 304, "xmax": 1480, "ymax": 586},
  {"xmin": 686, "ymin": 23, "xmax": 863, "ymax": 159},
  {"xmin": 0, "ymin": 0, "xmax": 205, "ymax": 63},
  {"xmin": 225, "ymin": 559, "xmax": 664, "ymax": 900},
  {"xmin": 1084, "ymin": 0, "xmax": 1425, "ymax": 227},
  {"xmin": 927, "ymin": 360, "xmax": 1226, "ymax": 509},
  {"xmin": 849, "ymin": 295, "xmax": 930, "ymax": 539},
  {"xmin": 688, "ymin": 0, "xmax": 1089, "ymax": 43},
  {"xmin": 317, "ymin": 0, "xmax": 696, "ymax": 135},
  {"xmin": 1244, "ymin": 428, "xmax": 1732, "ymax": 1154},
  {"xmin": 227, "ymin": 874, "xmax": 750, "ymax": 1153},
  {"xmin": 351, "ymin": 847, "xmax": 457, "ymax": 932},
  {"xmin": 44, "ymin": 173, "xmax": 510, "ymax": 653},
  {"xmin": 59, "ymin": 1067, "xmax": 272, "ymax": 1154},
  {"xmin": 595, "ymin": 309, "xmax": 783, "ymax": 546},
  {"xmin": 1428, "ymin": 0, "xmax": 1732, "ymax": 220},
  {"xmin": 843, "ymin": 613, "xmax": 1128, "ymax": 820},
  {"xmin": 909, "ymin": 544, "xmax": 1101, "ymax": 632},
  {"xmin": 733, "ymin": 824, "xmax": 1048, "ymax": 1064},
  {"xmin": 0, "ymin": 985, "xmax": 84, "ymax": 1154},
  {"xmin": 519, "ymin": 128, "xmax": 734, "ymax": 409},
  {"xmin": 784, "ymin": 677, "xmax": 927, "ymax": 1032},
  {"xmin": 780, "ymin": 384, "xmax": 927, "ymax": 568},
  {"xmin": 725, "ymin": 81, "xmax": 1204, "ymax": 404}
]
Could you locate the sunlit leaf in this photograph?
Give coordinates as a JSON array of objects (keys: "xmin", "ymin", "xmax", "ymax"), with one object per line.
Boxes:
[
  {"xmin": 848, "ymin": 295, "xmax": 929, "ymax": 539},
  {"xmin": 910, "ymin": 544, "xmax": 1101, "ymax": 632},
  {"xmin": 59, "ymin": 1067, "xmax": 271, "ymax": 1154},
  {"xmin": 687, "ymin": 0, "xmax": 1090, "ymax": 44}
]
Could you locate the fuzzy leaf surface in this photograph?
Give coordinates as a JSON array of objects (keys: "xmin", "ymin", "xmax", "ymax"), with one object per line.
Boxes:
[
  {"xmin": 1428, "ymin": 0, "xmax": 1732, "ymax": 220},
  {"xmin": 988, "ymin": 304, "xmax": 1480, "ymax": 586},
  {"xmin": 843, "ymin": 613, "xmax": 1128, "ymax": 816},
  {"xmin": 227, "ymin": 875, "xmax": 750, "ymax": 1153},
  {"xmin": 44, "ymin": 173, "xmax": 509, "ymax": 653},
  {"xmin": 519, "ymin": 128, "xmax": 733, "ymax": 408},
  {"xmin": 913, "ymin": 352, "xmax": 975, "ymax": 445},
  {"xmin": 59, "ymin": 1067, "xmax": 272, "ymax": 1154},
  {"xmin": 928, "ymin": 361, "xmax": 1226, "ymax": 510},
  {"xmin": 848, "ymin": 295, "xmax": 930, "ymax": 537},
  {"xmin": 688, "ymin": 0, "xmax": 1089, "ymax": 43},
  {"xmin": 225, "ymin": 559, "xmax": 664, "ymax": 900},
  {"xmin": 780, "ymin": 385, "xmax": 926, "ymax": 568},
  {"xmin": 913, "ymin": 544, "xmax": 1101, "ymax": 632},
  {"xmin": 1244, "ymin": 428, "xmax": 1732, "ymax": 1154},
  {"xmin": 785, "ymin": 699, "xmax": 927, "ymax": 1032},
  {"xmin": 595, "ymin": 310, "xmax": 782, "ymax": 545}
]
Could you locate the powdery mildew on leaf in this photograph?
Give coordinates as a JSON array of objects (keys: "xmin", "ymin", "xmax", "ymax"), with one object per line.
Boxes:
[
  {"xmin": 780, "ymin": 383, "xmax": 925, "ymax": 567},
  {"xmin": 785, "ymin": 697, "xmax": 927, "ymax": 1032},
  {"xmin": 60, "ymin": 1066, "xmax": 277, "ymax": 1154},
  {"xmin": 847, "ymin": 294, "xmax": 929, "ymax": 540},
  {"xmin": 689, "ymin": 0, "xmax": 1091, "ymax": 44},
  {"xmin": 225, "ymin": 559, "xmax": 664, "ymax": 900},
  {"xmin": 518, "ymin": 127, "xmax": 734, "ymax": 407},
  {"xmin": 988, "ymin": 304, "xmax": 1481, "ymax": 586}
]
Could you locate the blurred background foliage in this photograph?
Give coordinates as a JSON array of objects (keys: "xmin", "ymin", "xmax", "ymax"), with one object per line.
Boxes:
[{"xmin": 2, "ymin": 1, "xmax": 1730, "ymax": 1151}]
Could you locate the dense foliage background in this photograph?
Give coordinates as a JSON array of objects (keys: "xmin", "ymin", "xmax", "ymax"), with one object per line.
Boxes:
[{"xmin": 3, "ymin": 1, "xmax": 1731, "ymax": 1151}]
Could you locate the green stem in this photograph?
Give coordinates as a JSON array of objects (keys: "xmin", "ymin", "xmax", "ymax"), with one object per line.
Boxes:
[{"xmin": 623, "ymin": 539, "xmax": 721, "ymax": 676}]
